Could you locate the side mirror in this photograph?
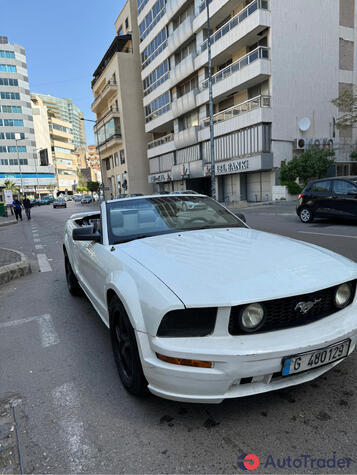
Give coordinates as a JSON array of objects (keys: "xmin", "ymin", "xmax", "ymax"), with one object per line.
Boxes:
[{"xmin": 73, "ymin": 226, "xmax": 101, "ymax": 242}]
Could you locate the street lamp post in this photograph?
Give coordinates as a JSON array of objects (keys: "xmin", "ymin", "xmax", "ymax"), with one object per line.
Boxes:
[
  {"xmin": 80, "ymin": 117, "xmax": 106, "ymax": 202},
  {"xmin": 33, "ymin": 147, "xmax": 44, "ymax": 199},
  {"xmin": 206, "ymin": 1, "xmax": 216, "ymax": 200}
]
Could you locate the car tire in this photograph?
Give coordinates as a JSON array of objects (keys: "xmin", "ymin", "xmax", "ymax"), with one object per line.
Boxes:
[
  {"xmin": 299, "ymin": 207, "xmax": 314, "ymax": 223},
  {"xmin": 109, "ymin": 296, "xmax": 147, "ymax": 396},
  {"xmin": 64, "ymin": 255, "xmax": 82, "ymax": 296}
]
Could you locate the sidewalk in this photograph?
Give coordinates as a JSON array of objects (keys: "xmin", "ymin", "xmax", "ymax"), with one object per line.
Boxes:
[
  {"xmin": 0, "ymin": 248, "xmax": 31, "ymax": 285},
  {"xmin": 0, "ymin": 216, "xmax": 17, "ymax": 227},
  {"xmin": 0, "ymin": 395, "xmax": 22, "ymax": 474}
]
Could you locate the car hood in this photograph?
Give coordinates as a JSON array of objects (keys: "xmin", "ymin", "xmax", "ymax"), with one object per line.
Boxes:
[{"xmin": 119, "ymin": 228, "xmax": 357, "ymax": 307}]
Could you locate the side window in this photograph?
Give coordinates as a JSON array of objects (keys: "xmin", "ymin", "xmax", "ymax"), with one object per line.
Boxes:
[
  {"xmin": 310, "ymin": 181, "xmax": 331, "ymax": 193},
  {"xmin": 332, "ymin": 180, "xmax": 357, "ymax": 194}
]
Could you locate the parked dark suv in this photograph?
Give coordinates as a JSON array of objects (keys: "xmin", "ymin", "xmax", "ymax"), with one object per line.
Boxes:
[{"xmin": 296, "ymin": 177, "xmax": 357, "ymax": 223}]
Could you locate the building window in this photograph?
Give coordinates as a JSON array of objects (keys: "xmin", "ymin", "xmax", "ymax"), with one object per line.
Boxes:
[
  {"xmin": 139, "ymin": 0, "xmax": 165, "ymax": 41},
  {"xmin": 0, "ymin": 92, "xmax": 20, "ymax": 100},
  {"xmin": 113, "ymin": 152, "xmax": 119, "ymax": 167},
  {"xmin": 137, "ymin": 0, "xmax": 149, "ymax": 15},
  {"xmin": 143, "ymin": 59, "xmax": 169, "ymax": 96},
  {"xmin": 173, "ymin": 4, "xmax": 194, "ymax": 30},
  {"xmin": 0, "ymin": 119, "xmax": 24, "ymax": 126},
  {"xmin": 2, "ymin": 105, "xmax": 22, "ymax": 114},
  {"xmin": 177, "ymin": 75, "xmax": 198, "ymax": 98},
  {"xmin": 179, "ymin": 110, "xmax": 199, "ymax": 131},
  {"xmin": 0, "ymin": 132, "xmax": 25, "ymax": 140},
  {"xmin": 0, "ymin": 78, "xmax": 18, "ymax": 86},
  {"xmin": 105, "ymin": 157, "xmax": 111, "ymax": 170},
  {"xmin": 19, "ymin": 159, "xmax": 27, "ymax": 165},
  {"xmin": 0, "ymin": 64, "xmax": 16, "ymax": 72},
  {"xmin": 120, "ymin": 149, "xmax": 125, "ymax": 164},
  {"xmin": 40, "ymin": 149, "xmax": 49, "ymax": 166},
  {"xmin": 0, "ymin": 146, "xmax": 6, "ymax": 153},
  {"xmin": 141, "ymin": 28, "xmax": 167, "ymax": 69},
  {"xmin": 54, "ymin": 146, "xmax": 71, "ymax": 155},
  {"xmin": 7, "ymin": 146, "xmax": 26, "ymax": 153},
  {"xmin": 125, "ymin": 17, "xmax": 129, "ymax": 29},
  {"xmin": 0, "ymin": 51, "xmax": 15, "ymax": 59},
  {"xmin": 0, "ymin": 159, "xmax": 8, "ymax": 165},
  {"xmin": 145, "ymin": 91, "xmax": 171, "ymax": 123},
  {"xmin": 175, "ymin": 41, "xmax": 196, "ymax": 65}
]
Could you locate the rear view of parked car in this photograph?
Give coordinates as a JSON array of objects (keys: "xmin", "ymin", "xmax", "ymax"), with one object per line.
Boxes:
[
  {"xmin": 297, "ymin": 177, "xmax": 357, "ymax": 223},
  {"xmin": 81, "ymin": 195, "xmax": 93, "ymax": 204}
]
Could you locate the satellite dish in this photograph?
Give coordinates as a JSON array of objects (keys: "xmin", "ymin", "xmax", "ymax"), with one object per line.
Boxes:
[{"xmin": 299, "ymin": 117, "xmax": 311, "ymax": 132}]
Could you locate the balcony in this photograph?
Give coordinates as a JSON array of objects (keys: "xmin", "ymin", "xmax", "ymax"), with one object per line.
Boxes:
[
  {"xmin": 172, "ymin": 89, "xmax": 198, "ymax": 118},
  {"xmin": 168, "ymin": 16, "xmax": 195, "ymax": 55},
  {"xmin": 91, "ymin": 80, "xmax": 118, "ymax": 113},
  {"xmin": 145, "ymin": 103, "xmax": 173, "ymax": 133},
  {"xmin": 147, "ymin": 133, "xmax": 175, "ymax": 158},
  {"xmin": 171, "ymin": 53, "xmax": 196, "ymax": 88},
  {"xmin": 174, "ymin": 126, "xmax": 199, "ymax": 149},
  {"xmin": 195, "ymin": 0, "xmax": 270, "ymax": 69},
  {"xmin": 94, "ymin": 107, "xmax": 120, "ymax": 132},
  {"xmin": 199, "ymin": 95, "xmax": 272, "ymax": 141},
  {"xmin": 97, "ymin": 133, "xmax": 122, "ymax": 152},
  {"xmin": 166, "ymin": 0, "xmax": 190, "ymax": 22},
  {"xmin": 197, "ymin": 47, "xmax": 270, "ymax": 105}
]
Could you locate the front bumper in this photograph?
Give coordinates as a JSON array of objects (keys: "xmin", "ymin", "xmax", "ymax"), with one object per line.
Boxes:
[{"xmin": 137, "ymin": 304, "xmax": 357, "ymax": 403}]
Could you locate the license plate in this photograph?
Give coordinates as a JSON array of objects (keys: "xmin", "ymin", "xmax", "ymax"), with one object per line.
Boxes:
[{"xmin": 282, "ymin": 339, "xmax": 351, "ymax": 376}]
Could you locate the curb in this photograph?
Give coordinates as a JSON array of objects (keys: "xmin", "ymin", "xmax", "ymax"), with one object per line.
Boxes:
[
  {"xmin": 0, "ymin": 220, "xmax": 17, "ymax": 228},
  {"xmin": 0, "ymin": 249, "xmax": 32, "ymax": 286}
]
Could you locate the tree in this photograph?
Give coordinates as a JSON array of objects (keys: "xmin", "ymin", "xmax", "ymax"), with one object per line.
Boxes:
[
  {"xmin": 86, "ymin": 181, "xmax": 100, "ymax": 202},
  {"xmin": 332, "ymin": 90, "xmax": 357, "ymax": 129},
  {"xmin": 280, "ymin": 148, "xmax": 335, "ymax": 186},
  {"xmin": 3, "ymin": 180, "xmax": 19, "ymax": 194}
]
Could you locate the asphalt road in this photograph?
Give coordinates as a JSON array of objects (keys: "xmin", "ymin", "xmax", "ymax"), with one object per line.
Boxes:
[{"xmin": 0, "ymin": 201, "xmax": 356, "ymax": 474}]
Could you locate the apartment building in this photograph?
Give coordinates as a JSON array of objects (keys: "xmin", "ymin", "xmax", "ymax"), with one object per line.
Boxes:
[
  {"xmin": 91, "ymin": 0, "xmax": 152, "ymax": 199},
  {"xmin": 35, "ymin": 94, "xmax": 87, "ymax": 150},
  {"xmin": 49, "ymin": 117, "xmax": 78, "ymax": 193},
  {"xmin": 139, "ymin": 0, "xmax": 357, "ymax": 202},
  {"xmin": 0, "ymin": 36, "xmax": 56, "ymax": 197}
]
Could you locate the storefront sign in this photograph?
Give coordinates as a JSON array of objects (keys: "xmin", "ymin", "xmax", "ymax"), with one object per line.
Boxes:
[
  {"xmin": 216, "ymin": 159, "xmax": 249, "ymax": 175},
  {"xmin": 148, "ymin": 173, "xmax": 172, "ymax": 184},
  {"xmin": 4, "ymin": 190, "xmax": 13, "ymax": 205}
]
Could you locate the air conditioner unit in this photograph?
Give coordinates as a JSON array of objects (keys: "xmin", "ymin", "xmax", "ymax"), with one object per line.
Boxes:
[{"xmin": 295, "ymin": 138, "xmax": 306, "ymax": 150}]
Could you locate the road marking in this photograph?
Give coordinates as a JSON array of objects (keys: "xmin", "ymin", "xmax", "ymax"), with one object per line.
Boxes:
[
  {"xmin": 37, "ymin": 254, "xmax": 52, "ymax": 272},
  {"xmin": 34, "ymin": 238, "xmax": 41, "ymax": 243},
  {"xmin": 33, "ymin": 234, "xmax": 40, "ymax": 239},
  {"xmin": 38, "ymin": 314, "xmax": 60, "ymax": 348},
  {"xmin": 35, "ymin": 244, "xmax": 44, "ymax": 250},
  {"xmin": 298, "ymin": 231, "xmax": 357, "ymax": 239},
  {"xmin": 0, "ymin": 314, "xmax": 59, "ymax": 348},
  {"xmin": 52, "ymin": 383, "xmax": 91, "ymax": 473}
]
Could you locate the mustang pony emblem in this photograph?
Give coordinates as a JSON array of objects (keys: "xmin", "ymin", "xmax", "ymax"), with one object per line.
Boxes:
[{"xmin": 295, "ymin": 298, "xmax": 322, "ymax": 314}]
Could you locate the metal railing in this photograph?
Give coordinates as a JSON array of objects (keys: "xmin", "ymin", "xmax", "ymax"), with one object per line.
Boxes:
[
  {"xmin": 145, "ymin": 103, "xmax": 172, "ymax": 123},
  {"xmin": 97, "ymin": 133, "xmax": 122, "ymax": 148},
  {"xmin": 201, "ymin": 0, "xmax": 269, "ymax": 53},
  {"xmin": 148, "ymin": 133, "xmax": 174, "ymax": 149},
  {"xmin": 94, "ymin": 107, "xmax": 120, "ymax": 130},
  {"xmin": 201, "ymin": 46, "xmax": 269, "ymax": 90},
  {"xmin": 91, "ymin": 80, "xmax": 117, "ymax": 108},
  {"xmin": 201, "ymin": 95, "xmax": 271, "ymax": 128}
]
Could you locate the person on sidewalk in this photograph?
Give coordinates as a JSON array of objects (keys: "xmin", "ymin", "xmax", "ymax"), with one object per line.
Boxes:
[
  {"xmin": 12, "ymin": 198, "xmax": 23, "ymax": 222},
  {"xmin": 23, "ymin": 196, "xmax": 31, "ymax": 220}
]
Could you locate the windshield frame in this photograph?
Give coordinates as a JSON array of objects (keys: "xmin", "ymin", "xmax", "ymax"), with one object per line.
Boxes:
[{"xmin": 106, "ymin": 195, "xmax": 248, "ymax": 245}]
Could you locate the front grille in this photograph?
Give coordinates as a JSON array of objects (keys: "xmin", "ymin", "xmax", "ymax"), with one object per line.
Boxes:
[{"xmin": 229, "ymin": 280, "xmax": 356, "ymax": 335}]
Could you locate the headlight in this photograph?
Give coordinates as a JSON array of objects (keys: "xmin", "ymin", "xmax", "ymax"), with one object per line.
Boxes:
[
  {"xmin": 157, "ymin": 308, "xmax": 217, "ymax": 337},
  {"xmin": 240, "ymin": 303, "xmax": 265, "ymax": 332},
  {"xmin": 335, "ymin": 283, "xmax": 352, "ymax": 309}
]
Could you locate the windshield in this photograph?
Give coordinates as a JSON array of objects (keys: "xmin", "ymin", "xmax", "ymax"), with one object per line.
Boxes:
[{"xmin": 107, "ymin": 196, "xmax": 246, "ymax": 244}]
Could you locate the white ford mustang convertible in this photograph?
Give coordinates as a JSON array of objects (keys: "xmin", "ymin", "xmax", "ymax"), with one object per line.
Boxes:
[{"xmin": 63, "ymin": 195, "xmax": 357, "ymax": 403}]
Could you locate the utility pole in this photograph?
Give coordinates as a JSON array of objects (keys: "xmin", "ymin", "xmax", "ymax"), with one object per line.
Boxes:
[
  {"xmin": 206, "ymin": 1, "xmax": 216, "ymax": 200},
  {"xmin": 14, "ymin": 133, "xmax": 24, "ymax": 195}
]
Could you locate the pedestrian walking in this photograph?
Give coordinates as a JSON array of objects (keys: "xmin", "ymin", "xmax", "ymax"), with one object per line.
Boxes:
[
  {"xmin": 23, "ymin": 196, "xmax": 31, "ymax": 220},
  {"xmin": 12, "ymin": 197, "xmax": 23, "ymax": 222}
]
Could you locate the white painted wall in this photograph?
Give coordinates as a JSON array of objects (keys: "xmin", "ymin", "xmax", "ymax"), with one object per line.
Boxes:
[{"xmin": 270, "ymin": 0, "xmax": 340, "ymax": 167}]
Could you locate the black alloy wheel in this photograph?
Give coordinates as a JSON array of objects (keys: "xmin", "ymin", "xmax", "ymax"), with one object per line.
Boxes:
[
  {"xmin": 64, "ymin": 255, "xmax": 82, "ymax": 296},
  {"xmin": 109, "ymin": 297, "xmax": 147, "ymax": 396}
]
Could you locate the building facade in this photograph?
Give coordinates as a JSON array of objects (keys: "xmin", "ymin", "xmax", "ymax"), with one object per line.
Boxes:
[
  {"xmin": 138, "ymin": 0, "xmax": 357, "ymax": 202},
  {"xmin": 0, "ymin": 36, "xmax": 56, "ymax": 197},
  {"xmin": 91, "ymin": 0, "xmax": 152, "ymax": 199},
  {"xmin": 34, "ymin": 94, "xmax": 87, "ymax": 150}
]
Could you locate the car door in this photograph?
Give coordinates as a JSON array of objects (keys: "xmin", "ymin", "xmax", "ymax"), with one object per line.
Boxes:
[
  {"xmin": 308, "ymin": 180, "xmax": 333, "ymax": 217},
  {"xmin": 331, "ymin": 179, "xmax": 357, "ymax": 218}
]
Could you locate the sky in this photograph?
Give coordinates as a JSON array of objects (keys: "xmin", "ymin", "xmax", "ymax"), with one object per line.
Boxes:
[{"xmin": 1, "ymin": 0, "xmax": 126, "ymax": 145}]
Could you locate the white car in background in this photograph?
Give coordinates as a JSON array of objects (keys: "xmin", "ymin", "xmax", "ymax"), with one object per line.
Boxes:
[{"xmin": 63, "ymin": 195, "xmax": 357, "ymax": 403}]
